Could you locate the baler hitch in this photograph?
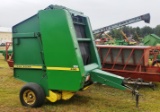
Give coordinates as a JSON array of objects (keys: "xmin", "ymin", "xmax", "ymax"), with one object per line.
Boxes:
[
  {"xmin": 124, "ymin": 78, "xmax": 155, "ymax": 90},
  {"xmin": 91, "ymin": 69, "xmax": 141, "ymax": 107}
]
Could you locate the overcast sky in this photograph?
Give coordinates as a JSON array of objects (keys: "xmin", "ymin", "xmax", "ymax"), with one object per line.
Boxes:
[{"xmin": 0, "ymin": 0, "xmax": 159, "ymax": 30}]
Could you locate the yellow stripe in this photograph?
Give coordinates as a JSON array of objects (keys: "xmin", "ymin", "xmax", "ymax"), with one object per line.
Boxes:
[
  {"xmin": 14, "ymin": 65, "xmax": 42, "ymax": 69},
  {"xmin": 47, "ymin": 67, "xmax": 79, "ymax": 71},
  {"xmin": 14, "ymin": 65, "xmax": 79, "ymax": 71}
]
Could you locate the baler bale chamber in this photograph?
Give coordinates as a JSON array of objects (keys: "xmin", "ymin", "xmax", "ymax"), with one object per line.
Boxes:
[{"xmin": 13, "ymin": 5, "xmax": 134, "ymax": 107}]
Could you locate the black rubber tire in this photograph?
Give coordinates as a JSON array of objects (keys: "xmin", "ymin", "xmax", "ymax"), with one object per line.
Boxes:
[
  {"xmin": 19, "ymin": 83, "xmax": 45, "ymax": 107},
  {"xmin": 152, "ymin": 60, "xmax": 160, "ymax": 66}
]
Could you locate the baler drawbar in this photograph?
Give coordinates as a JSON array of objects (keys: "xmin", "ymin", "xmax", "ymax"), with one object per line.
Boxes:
[{"xmin": 12, "ymin": 5, "xmax": 139, "ymax": 107}]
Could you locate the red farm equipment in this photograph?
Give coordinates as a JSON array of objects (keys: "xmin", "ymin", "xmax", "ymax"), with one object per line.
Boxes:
[
  {"xmin": 5, "ymin": 42, "xmax": 13, "ymax": 67},
  {"xmin": 97, "ymin": 45, "xmax": 160, "ymax": 82}
]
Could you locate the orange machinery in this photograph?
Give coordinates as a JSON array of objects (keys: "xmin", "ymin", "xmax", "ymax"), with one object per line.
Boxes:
[{"xmin": 97, "ymin": 45, "xmax": 160, "ymax": 82}]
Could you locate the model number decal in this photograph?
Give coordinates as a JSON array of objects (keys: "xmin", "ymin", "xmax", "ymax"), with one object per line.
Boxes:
[
  {"xmin": 70, "ymin": 67, "xmax": 79, "ymax": 71},
  {"xmin": 14, "ymin": 65, "xmax": 42, "ymax": 69},
  {"xmin": 47, "ymin": 67, "xmax": 79, "ymax": 71}
]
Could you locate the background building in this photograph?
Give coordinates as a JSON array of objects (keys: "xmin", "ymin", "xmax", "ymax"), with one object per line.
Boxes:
[{"xmin": 0, "ymin": 27, "xmax": 12, "ymax": 45}]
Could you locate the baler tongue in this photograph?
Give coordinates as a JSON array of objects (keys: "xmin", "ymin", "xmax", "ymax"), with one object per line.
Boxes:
[
  {"xmin": 90, "ymin": 69, "xmax": 140, "ymax": 107},
  {"xmin": 90, "ymin": 69, "xmax": 127, "ymax": 90}
]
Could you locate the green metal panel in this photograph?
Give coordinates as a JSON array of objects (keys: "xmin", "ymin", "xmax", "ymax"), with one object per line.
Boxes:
[
  {"xmin": 47, "ymin": 71, "xmax": 82, "ymax": 91},
  {"xmin": 39, "ymin": 9, "xmax": 83, "ymax": 67},
  {"xmin": 14, "ymin": 69, "xmax": 48, "ymax": 95},
  {"xmin": 90, "ymin": 69, "xmax": 126, "ymax": 90},
  {"xmin": 38, "ymin": 9, "xmax": 85, "ymax": 90},
  {"xmin": 13, "ymin": 15, "xmax": 40, "ymax": 33},
  {"xmin": 13, "ymin": 35, "xmax": 43, "ymax": 65},
  {"xmin": 143, "ymin": 34, "xmax": 160, "ymax": 46}
]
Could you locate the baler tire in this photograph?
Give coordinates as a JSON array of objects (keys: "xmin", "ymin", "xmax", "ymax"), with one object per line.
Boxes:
[
  {"xmin": 19, "ymin": 83, "xmax": 45, "ymax": 107},
  {"xmin": 152, "ymin": 60, "xmax": 160, "ymax": 66}
]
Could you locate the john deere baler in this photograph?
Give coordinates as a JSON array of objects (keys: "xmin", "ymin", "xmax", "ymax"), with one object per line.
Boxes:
[{"xmin": 13, "ymin": 5, "xmax": 134, "ymax": 107}]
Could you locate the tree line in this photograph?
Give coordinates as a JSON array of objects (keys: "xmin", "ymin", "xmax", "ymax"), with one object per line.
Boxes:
[{"xmin": 108, "ymin": 25, "xmax": 160, "ymax": 40}]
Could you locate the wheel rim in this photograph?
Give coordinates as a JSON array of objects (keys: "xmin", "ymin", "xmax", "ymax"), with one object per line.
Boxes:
[{"xmin": 23, "ymin": 90, "xmax": 36, "ymax": 105}]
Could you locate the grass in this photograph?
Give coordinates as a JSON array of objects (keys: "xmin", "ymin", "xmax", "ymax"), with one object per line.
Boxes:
[{"xmin": 0, "ymin": 54, "xmax": 160, "ymax": 112}]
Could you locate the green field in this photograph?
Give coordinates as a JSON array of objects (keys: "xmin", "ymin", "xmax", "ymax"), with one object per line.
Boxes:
[{"xmin": 0, "ymin": 54, "xmax": 160, "ymax": 112}]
